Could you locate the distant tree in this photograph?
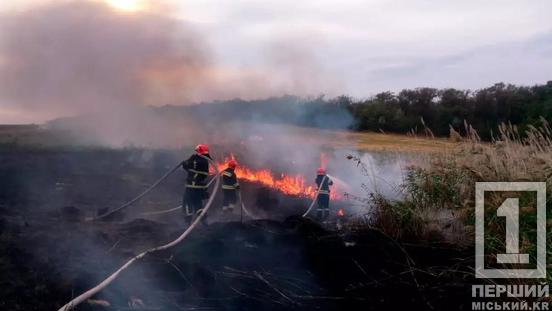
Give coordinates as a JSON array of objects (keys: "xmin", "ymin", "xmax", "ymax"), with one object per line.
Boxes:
[{"xmin": 167, "ymin": 81, "xmax": 552, "ymax": 140}]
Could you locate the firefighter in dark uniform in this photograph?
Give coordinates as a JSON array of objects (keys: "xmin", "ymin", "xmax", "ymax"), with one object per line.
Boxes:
[
  {"xmin": 221, "ymin": 159, "xmax": 240, "ymax": 214},
  {"xmin": 315, "ymin": 167, "xmax": 333, "ymax": 221},
  {"xmin": 182, "ymin": 144, "xmax": 211, "ymax": 226}
]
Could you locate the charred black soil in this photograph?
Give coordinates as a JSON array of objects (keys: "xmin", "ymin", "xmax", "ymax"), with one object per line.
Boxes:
[{"xmin": 0, "ymin": 148, "xmax": 474, "ymax": 310}]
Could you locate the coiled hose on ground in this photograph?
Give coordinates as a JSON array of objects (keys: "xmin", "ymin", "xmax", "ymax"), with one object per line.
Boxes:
[{"xmin": 57, "ymin": 155, "xmax": 221, "ymax": 311}]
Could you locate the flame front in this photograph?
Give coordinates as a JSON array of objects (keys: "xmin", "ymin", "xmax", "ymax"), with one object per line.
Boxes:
[{"xmin": 217, "ymin": 159, "xmax": 339, "ymax": 200}]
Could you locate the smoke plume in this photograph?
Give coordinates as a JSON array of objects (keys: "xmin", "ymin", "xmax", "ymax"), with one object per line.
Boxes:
[
  {"xmin": 0, "ymin": 0, "xmax": 340, "ymax": 124},
  {"xmin": 0, "ymin": 1, "xmax": 210, "ymax": 119}
]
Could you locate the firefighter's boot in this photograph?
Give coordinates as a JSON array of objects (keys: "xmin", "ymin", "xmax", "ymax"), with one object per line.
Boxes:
[
  {"xmin": 196, "ymin": 209, "xmax": 208, "ymax": 227},
  {"xmin": 316, "ymin": 209, "xmax": 323, "ymax": 221},
  {"xmin": 323, "ymin": 209, "xmax": 330, "ymax": 221},
  {"xmin": 185, "ymin": 215, "xmax": 193, "ymax": 226}
]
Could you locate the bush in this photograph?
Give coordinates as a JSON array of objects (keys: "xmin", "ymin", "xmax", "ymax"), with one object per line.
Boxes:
[
  {"xmin": 347, "ymin": 119, "xmax": 552, "ymax": 283},
  {"xmin": 438, "ymin": 121, "xmax": 552, "ymax": 283}
]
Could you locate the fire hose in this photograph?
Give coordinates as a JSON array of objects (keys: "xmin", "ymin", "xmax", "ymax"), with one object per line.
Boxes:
[
  {"xmin": 57, "ymin": 155, "xmax": 221, "ymax": 311},
  {"xmin": 88, "ymin": 161, "xmax": 185, "ymax": 221},
  {"xmin": 140, "ymin": 175, "xmax": 218, "ymax": 216},
  {"xmin": 237, "ymin": 190, "xmax": 255, "ymax": 220},
  {"xmin": 142, "ymin": 178, "xmax": 257, "ymax": 221},
  {"xmin": 301, "ymin": 175, "xmax": 328, "ymax": 218},
  {"xmin": 140, "ymin": 205, "xmax": 182, "ymax": 216}
]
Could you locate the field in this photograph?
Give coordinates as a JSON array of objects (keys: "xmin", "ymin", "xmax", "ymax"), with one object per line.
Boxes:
[
  {"xmin": 0, "ymin": 124, "xmax": 454, "ymax": 153},
  {"xmin": 0, "ymin": 1, "xmax": 547, "ymax": 310},
  {"xmin": 0, "ymin": 124, "xmax": 473, "ymax": 311},
  {"xmin": 337, "ymin": 131, "xmax": 454, "ymax": 152}
]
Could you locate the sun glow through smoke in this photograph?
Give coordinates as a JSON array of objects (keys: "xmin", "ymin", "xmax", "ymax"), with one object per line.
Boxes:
[{"xmin": 104, "ymin": 0, "xmax": 145, "ymax": 12}]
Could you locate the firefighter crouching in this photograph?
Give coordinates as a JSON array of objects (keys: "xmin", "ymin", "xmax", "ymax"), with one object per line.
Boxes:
[
  {"xmin": 221, "ymin": 159, "xmax": 240, "ymax": 214},
  {"xmin": 182, "ymin": 144, "xmax": 211, "ymax": 226},
  {"xmin": 315, "ymin": 167, "xmax": 333, "ymax": 221}
]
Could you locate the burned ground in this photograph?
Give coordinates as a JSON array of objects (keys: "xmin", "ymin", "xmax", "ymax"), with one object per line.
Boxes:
[{"xmin": 0, "ymin": 148, "xmax": 474, "ymax": 310}]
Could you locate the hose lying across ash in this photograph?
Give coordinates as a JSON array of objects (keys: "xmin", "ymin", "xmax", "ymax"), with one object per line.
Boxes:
[
  {"xmin": 140, "ymin": 176, "xmax": 218, "ymax": 216},
  {"xmin": 58, "ymin": 155, "xmax": 221, "ymax": 311},
  {"xmin": 238, "ymin": 190, "xmax": 256, "ymax": 220},
  {"xmin": 141, "ymin": 205, "xmax": 183, "ymax": 216},
  {"xmin": 141, "ymin": 177, "xmax": 257, "ymax": 220},
  {"xmin": 88, "ymin": 161, "xmax": 184, "ymax": 221}
]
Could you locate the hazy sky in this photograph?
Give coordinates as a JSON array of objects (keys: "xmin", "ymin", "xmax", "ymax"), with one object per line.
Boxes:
[
  {"xmin": 182, "ymin": 0, "xmax": 552, "ymax": 90},
  {"xmin": 1, "ymin": 0, "xmax": 551, "ymax": 123}
]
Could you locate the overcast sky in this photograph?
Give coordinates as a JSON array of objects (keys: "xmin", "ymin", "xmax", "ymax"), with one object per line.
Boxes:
[
  {"xmin": 182, "ymin": 0, "xmax": 552, "ymax": 92},
  {"xmin": 1, "ymin": 0, "xmax": 551, "ymax": 123}
]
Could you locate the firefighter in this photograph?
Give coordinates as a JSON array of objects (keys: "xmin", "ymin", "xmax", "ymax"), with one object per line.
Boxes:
[
  {"xmin": 221, "ymin": 159, "xmax": 240, "ymax": 214},
  {"xmin": 182, "ymin": 144, "xmax": 211, "ymax": 226},
  {"xmin": 315, "ymin": 167, "xmax": 333, "ymax": 221}
]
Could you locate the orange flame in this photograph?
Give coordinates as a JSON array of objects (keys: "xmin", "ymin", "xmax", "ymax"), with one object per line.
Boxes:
[{"xmin": 217, "ymin": 158, "xmax": 339, "ymax": 200}]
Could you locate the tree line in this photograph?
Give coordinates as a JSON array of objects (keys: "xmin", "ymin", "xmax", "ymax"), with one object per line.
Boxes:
[
  {"xmin": 344, "ymin": 81, "xmax": 552, "ymax": 139},
  {"xmin": 161, "ymin": 81, "xmax": 552, "ymax": 140}
]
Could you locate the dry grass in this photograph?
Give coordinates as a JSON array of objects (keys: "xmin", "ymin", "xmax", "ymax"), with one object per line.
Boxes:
[
  {"xmin": 0, "ymin": 124, "xmax": 79, "ymax": 149},
  {"xmin": 345, "ymin": 131, "xmax": 454, "ymax": 153},
  {"xmin": 272, "ymin": 125, "xmax": 456, "ymax": 153},
  {"xmin": 351, "ymin": 118, "xmax": 552, "ymax": 258},
  {"xmin": 422, "ymin": 120, "xmax": 552, "ymax": 213},
  {"xmin": 0, "ymin": 122, "xmax": 455, "ymax": 153},
  {"xmin": 416, "ymin": 120, "xmax": 552, "ymax": 283}
]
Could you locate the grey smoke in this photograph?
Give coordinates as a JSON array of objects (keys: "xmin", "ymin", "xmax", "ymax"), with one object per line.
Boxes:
[
  {"xmin": 0, "ymin": 1, "xmax": 209, "ymax": 118},
  {"xmin": 0, "ymin": 1, "xmax": 339, "ymax": 124}
]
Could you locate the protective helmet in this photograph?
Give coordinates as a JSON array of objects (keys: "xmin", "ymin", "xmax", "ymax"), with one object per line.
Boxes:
[
  {"xmin": 195, "ymin": 144, "xmax": 209, "ymax": 155},
  {"xmin": 317, "ymin": 167, "xmax": 326, "ymax": 174},
  {"xmin": 228, "ymin": 159, "xmax": 238, "ymax": 169}
]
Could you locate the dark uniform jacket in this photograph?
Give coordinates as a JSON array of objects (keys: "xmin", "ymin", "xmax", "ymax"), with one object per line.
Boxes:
[
  {"xmin": 315, "ymin": 174, "xmax": 333, "ymax": 195},
  {"xmin": 221, "ymin": 167, "xmax": 239, "ymax": 190},
  {"xmin": 183, "ymin": 154, "xmax": 211, "ymax": 188}
]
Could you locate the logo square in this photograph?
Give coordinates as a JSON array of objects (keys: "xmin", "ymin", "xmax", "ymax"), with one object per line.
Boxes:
[{"xmin": 475, "ymin": 182, "xmax": 546, "ymax": 279}]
